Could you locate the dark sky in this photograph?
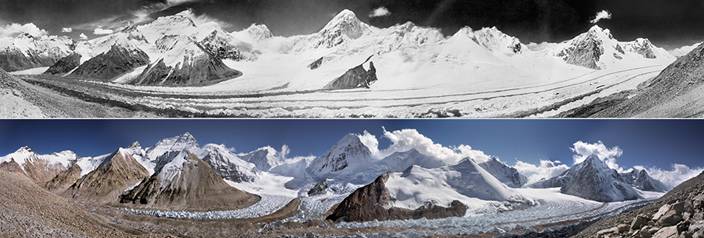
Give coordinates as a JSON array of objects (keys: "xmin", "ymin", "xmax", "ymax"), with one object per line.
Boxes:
[
  {"xmin": 1, "ymin": 0, "xmax": 704, "ymax": 48},
  {"xmin": 0, "ymin": 120, "xmax": 703, "ymax": 170}
]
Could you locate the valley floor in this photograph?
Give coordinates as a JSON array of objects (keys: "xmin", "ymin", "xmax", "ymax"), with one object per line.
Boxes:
[
  {"xmin": 95, "ymin": 187, "xmax": 662, "ymax": 238},
  {"xmin": 10, "ymin": 64, "xmax": 666, "ymax": 118}
]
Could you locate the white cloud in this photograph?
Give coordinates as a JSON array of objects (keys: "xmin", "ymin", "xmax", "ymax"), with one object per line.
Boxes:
[
  {"xmin": 452, "ymin": 144, "xmax": 492, "ymax": 164},
  {"xmin": 357, "ymin": 130, "xmax": 380, "ymax": 158},
  {"xmin": 669, "ymin": 42, "xmax": 702, "ymax": 58},
  {"xmin": 571, "ymin": 141, "xmax": 623, "ymax": 170},
  {"xmin": 515, "ymin": 160, "xmax": 570, "ymax": 184},
  {"xmin": 61, "ymin": 27, "xmax": 73, "ymax": 33},
  {"xmin": 79, "ymin": 33, "xmax": 88, "ymax": 40},
  {"xmin": 0, "ymin": 23, "xmax": 47, "ymax": 38},
  {"xmin": 369, "ymin": 7, "xmax": 391, "ymax": 18},
  {"xmin": 590, "ymin": 10, "xmax": 612, "ymax": 24},
  {"xmin": 93, "ymin": 27, "xmax": 114, "ymax": 35},
  {"xmin": 638, "ymin": 164, "xmax": 703, "ymax": 189},
  {"xmin": 279, "ymin": 144, "xmax": 290, "ymax": 159},
  {"xmin": 167, "ymin": 0, "xmax": 198, "ymax": 5}
]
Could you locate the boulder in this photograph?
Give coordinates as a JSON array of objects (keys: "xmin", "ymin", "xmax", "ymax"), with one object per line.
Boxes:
[
  {"xmin": 652, "ymin": 226, "xmax": 678, "ymax": 238},
  {"xmin": 596, "ymin": 227, "xmax": 620, "ymax": 237},
  {"xmin": 633, "ymin": 214, "xmax": 651, "ymax": 230}
]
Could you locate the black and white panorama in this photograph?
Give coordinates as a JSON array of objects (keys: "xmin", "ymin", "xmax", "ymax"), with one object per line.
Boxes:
[{"xmin": 0, "ymin": 0, "xmax": 703, "ymax": 118}]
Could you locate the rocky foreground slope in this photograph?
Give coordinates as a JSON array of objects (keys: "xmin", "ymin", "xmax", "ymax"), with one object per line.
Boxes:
[
  {"xmin": 575, "ymin": 172, "xmax": 704, "ymax": 238},
  {"xmin": 566, "ymin": 42, "xmax": 704, "ymax": 118},
  {"xmin": 0, "ymin": 162, "xmax": 138, "ymax": 237}
]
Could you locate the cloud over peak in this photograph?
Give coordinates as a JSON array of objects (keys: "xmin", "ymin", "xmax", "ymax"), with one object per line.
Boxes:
[
  {"xmin": 590, "ymin": 10, "xmax": 612, "ymax": 24},
  {"xmin": 369, "ymin": 7, "xmax": 391, "ymax": 18},
  {"xmin": 571, "ymin": 140, "xmax": 623, "ymax": 170}
]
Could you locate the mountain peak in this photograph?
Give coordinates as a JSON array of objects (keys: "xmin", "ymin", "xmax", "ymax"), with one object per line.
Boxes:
[
  {"xmin": 15, "ymin": 146, "xmax": 33, "ymax": 154},
  {"xmin": 586, "ymin": 25, "xmax": 613, "ymax": 39},
  {"xmin": 319, "ymin": 9, "xmax": 368, "ymax": 41}
]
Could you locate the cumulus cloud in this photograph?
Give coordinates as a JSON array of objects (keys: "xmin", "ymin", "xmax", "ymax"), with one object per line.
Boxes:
[
  {"xmin": 590, "ymin": 10, "xmax": 612, "ymax": 24},
  {"xmin": 79, "ymin": 33, "xmax": 88, "ymax": 40},
  {"xmin": 279, "ymin": 144, "xmax": 290, "ymax": 159},
  {"xmin": 0, "ymin": 23, "xmax": 47, "ymax": 38},
  {"xmin": 637, "ymin": 164, "xmax": 704, "ymax": 189},
  {"xmin": 515, "ymin": 160, "xmax": 570, "ymax": 184},
  {"xmin": 61, "ymin": 27, "xmax": 72, "ymax": 33},
  {"xmin": 369, "ymin": 7, "xmax": 391, "ymax": 18},
  {"xmin": 357, "ymin": 130, "xmax": 381, "ymax": 158},
  {"xmin": 571, "ymin": 141, "xmax": 623, "ymax": 170},
  {"xmin": 93, "ymin": 27, "xmax": 114, "ymax": 35},
  {"xmin": 669, "ymin": 42, "xmax": 702, "ymax": 58},
  {"xmin": 452, "ymin": 144, "xmax": 492, "ymax": 164},
  {"xmin": 379, "ymin": 128, "xmax": 462, "ymax": 163}
]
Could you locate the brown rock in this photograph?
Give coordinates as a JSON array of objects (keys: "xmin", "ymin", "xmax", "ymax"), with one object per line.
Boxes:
[
  {"xmin": 633, "ymin": 214, "xmax": 651, "ymax": 230},
  {"xmin": 653, "ymin": 226, "xmax": 678, "ymax": 238},
  {"xmin": 326, "ymin": 173, "xmax": 468, "ymax": 222},
  {"xmin": 66, "ymin": 149, "xmax": 149, "ymax": 203},
  {"xmin": 45, "ymin": 163, "xmax": 81, "ymax": 193},
  {"xmin": 120, "ymin": 151, "xmax": 259, "ymax": 211}
]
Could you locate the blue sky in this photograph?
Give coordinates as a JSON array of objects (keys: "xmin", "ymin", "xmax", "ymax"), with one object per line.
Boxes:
[{"xmin": 0, "ymin": 120, "xmax": 702, "ymax": 170}]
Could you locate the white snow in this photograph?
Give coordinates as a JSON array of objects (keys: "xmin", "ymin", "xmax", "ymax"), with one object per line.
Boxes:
[
  {"xmin": 75, "ymin": 153, "xmax": 110, "ymax": 176},
  {"xmin": 8, "ymin": 67, "xmax": 48, "ymax": 75},
  {"xmin": 0, "ymin": 88, "xmax": 45, "ymax": 118},
  {"xmin": 0, "ymin": 147, "xmax": 77, "ymax": 170}
]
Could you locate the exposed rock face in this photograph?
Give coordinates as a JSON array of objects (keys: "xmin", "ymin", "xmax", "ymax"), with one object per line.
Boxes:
[
  {"xmin": 326, "ymin": 174, "xmax": 467, "ymax": 222},
  {"xmin": 531, "ymin": 156, "xmax": 641, "ymax": 202},
  {"xmin": 478, "ymin": 157, "xmax": 528, "ymax": 188},
  {"xmin": 323, "ymin": 56, "xmax": 377, "ymax": 90},
  {"xmin": 620, "ymin": 169, "xmax": 669, "ymax": 192},
  {"xmin": 308, "ymin": 180, "xmax": 329, "ymax": 196},
  {"xmin": 43, "ymin": 53, "xmax": 81, "ymax": 75},
  {"xmin": 309, "ymin": 57, "xmax": 323, "ymax": 70},
  {"xmin": 70, "ymin": 44, "xmax": 150, "ymax": 81},
  {"xmin": 624, "ymin": 38, "xmax": 658, "ymax": 59},
  {"xmin": 120, "ymin": 151, "xmax": 259, "ymax": 211},
  {"xmin": 199, "ymin": 30, "xmax": 248, "ymax": 61},
  {"xmin": 45, "ymin": 163, "xmax": 81, "ymax": 193},
  {"xmin": 66, "ymin": 149, "xmax": 149, "ymax": 203},
  {"xmin": 131, "ymin": 48, "xmax": 242, "ymax": 86},
  {"xmin": 557, "ymin": 32, "xmax": 604, "ymax": 69},
  {"xmin": 0, "ymin": 160, "xmax": 25, "ymax": 174}
]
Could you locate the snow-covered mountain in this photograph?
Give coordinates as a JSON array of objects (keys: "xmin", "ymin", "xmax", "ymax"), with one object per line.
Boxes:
[
  {"xmin": 531, "ymin": 155, "xmax": 643, "ymax": 202},
  {"xmin": 476, "ymin": 157, "xmax": 528, "ymax": 188},
  {"xmin": 237, "ymin": 146, "xmax": 282, "ymax": 171},
  {"xmin": 66, "ymin": 148, "xmax": 150, "ymax": 203},
  {"xmin": 0, "ymin": 32, "xmax": 74, "ymax": 71},
  {"xmin": 619, "ymin": 168, "xmax": 668, "ymax": 192},
  {"xmin": 200, "ymin": 144, "xmax": 258, "ymax": 182},
  {"xmin": 307, "ymin": 133, "xmax": 375, "ymax": 179},
  {"xmin": 120, "ymin": 150, "xmax": 260, "ymax": 211},
  {"xmin": 0, "ymin": 146, "xmax": 77, "ymax": 184},
  {"xmin": 327, "ymin": 158, "xmax": 534, "ymax": 222},
  {"xmin": 552, "ymin": 25, "xmax": 673, "ymax": 69}
]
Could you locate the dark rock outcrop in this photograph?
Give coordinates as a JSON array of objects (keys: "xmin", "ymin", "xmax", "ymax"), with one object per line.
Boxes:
[
  {"xmin": 620, "ymin": 169, "xmax": 669, "ymax": 192},
  {"xmin": 309, "ymin": 57, "xmax": 323, "ymax": 70},
  {"xmin": 326, "ymin": 174, "xmax": 467, "ymax": 222},
  {"xmin": 323, "ymin": 56, "xmax": 377, "ymax": 90},
  {"xmin": 199, "ymin": 30, "xmax": 247, "ymax": 61},
  {"xmin": 131, "ymin": 51, "xmax": 242, "ymax": 87},
  {"xmin": 43, "ymin": 53, "xmax": 81, "ymax": 75},
  {"xmin": 70, "ymin": 45, "xmax": 150, "ymax": 81},
  {"xmin": 119, "ymin": 151, "xmax": 259, "ymax": 211},
  {"xmin": 308, "ymin": 180, "xmax": 329, "ymax": 196}
]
